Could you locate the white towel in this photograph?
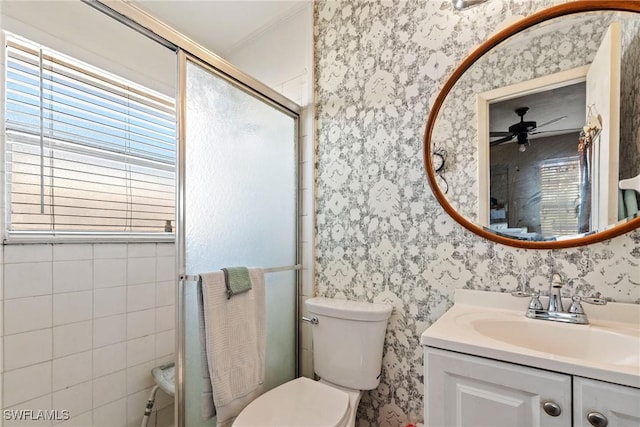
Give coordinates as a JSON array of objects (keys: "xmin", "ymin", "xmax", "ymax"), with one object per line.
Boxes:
[
  {"xmin": 200, "ymin": 269, "xmax": 266, "ymax": 427},
  {"xmin": 197, "ymin": 285, "xmax": 216, "ymax": 420}
]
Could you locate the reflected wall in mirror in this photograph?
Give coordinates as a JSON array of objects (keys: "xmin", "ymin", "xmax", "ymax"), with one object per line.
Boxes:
[{"xmin": 425, "ymin": 2, "xmax": 640, "ymax": 248}]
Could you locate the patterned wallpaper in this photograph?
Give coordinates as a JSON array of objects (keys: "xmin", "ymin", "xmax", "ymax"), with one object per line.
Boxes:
[{"xmin": 313, "ymin": 1, "xmax": 640, "ymax": 426}]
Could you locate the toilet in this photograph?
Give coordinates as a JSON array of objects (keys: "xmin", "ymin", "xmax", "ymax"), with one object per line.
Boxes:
[{"xmin": 233, "ymin": 297, "xmax": 392, "ymax": 427}]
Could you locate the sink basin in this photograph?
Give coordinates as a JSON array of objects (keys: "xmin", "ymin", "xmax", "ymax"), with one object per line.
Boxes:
[
  {"xmin": 469, "ymin": 316, "xmax": 640, "ymax": 368},
  {"xmin": 422, "ymin": 290, "xmax": 640, "ymax": 388}
]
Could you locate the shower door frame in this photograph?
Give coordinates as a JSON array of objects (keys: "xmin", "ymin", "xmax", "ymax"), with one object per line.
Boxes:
[
  {"xmin": 81, "ymin": 3, "xmax": 302, "ymax": 427},
  {"xmin": 177, "ymin": 51, "xmax": 302, "ymax": 427}
]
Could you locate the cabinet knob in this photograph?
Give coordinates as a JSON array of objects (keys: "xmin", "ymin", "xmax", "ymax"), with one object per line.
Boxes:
[
  {"xmin": 542, "ymin": 401, "xmax": 562, "ymax": 417},
  {"xmin": 587, "ymin": 412, "xmax": 608, "ymax": 427}
]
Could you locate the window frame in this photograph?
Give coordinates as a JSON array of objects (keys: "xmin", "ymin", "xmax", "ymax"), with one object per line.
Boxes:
[{"xmin": 3, "ymin": 33, "xmax": 177, "ymax": 243}]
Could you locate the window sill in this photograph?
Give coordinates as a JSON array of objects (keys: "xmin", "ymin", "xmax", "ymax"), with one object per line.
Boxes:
[{"xmin": 3, "ymin": 231, "xmax": 176, "ymax": 245}]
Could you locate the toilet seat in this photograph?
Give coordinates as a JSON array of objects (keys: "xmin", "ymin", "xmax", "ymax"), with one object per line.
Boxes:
[{"xmin": 233, "ymin": 377, "xmax": 350, "ymax": 427}]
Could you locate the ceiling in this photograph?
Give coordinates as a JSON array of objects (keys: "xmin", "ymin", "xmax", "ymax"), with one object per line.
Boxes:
[
  {"xmin": 129, "ymin": 0, "xmax": 310, "ymax": 57},
  {"xmin": 490, "ymin": 82, "xmax": 586, "ymax": 142}
]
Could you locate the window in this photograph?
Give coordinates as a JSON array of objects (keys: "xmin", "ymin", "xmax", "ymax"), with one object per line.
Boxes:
[
  {"xmin": 539, "ymin": 157, "xmax": 580, "ymax": 236},
  {"xmin": 5, "ymin": 34, "xmax": 176, "ymax": 238}
]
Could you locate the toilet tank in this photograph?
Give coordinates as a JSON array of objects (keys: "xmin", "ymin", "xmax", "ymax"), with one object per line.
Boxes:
[{"xmin": 305, "ymin": 297, "xmax": 392, "ymax": 390}]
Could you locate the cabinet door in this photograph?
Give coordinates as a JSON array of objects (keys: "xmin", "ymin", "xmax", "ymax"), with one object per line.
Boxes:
[
  {"xmin": 425, "ymin": 348, "xmax": 572, "ymax": 427},
  {"xmin": 574, "ymin": 377, "xmax": 640, "ymax": 427}
]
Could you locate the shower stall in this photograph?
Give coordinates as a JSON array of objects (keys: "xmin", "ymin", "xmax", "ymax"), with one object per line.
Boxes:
[
  {"xmin": 71, "ymin": 2, "xmax": 302, "ymax": 426},
  {"xmin": 177, "ymin": 53, "xmax": 300, "ymax": 426}
]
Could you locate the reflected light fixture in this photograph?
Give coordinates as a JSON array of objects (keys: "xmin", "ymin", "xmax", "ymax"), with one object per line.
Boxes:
[{"xmin": 452, "ymin": 0, "xmax": 489, "ymax": 10}]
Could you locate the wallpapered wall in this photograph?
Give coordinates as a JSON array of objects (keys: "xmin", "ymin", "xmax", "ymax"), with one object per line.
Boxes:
[{"xmin": 313, "ymin": 1, "xmax": 640, "ymax": 426}]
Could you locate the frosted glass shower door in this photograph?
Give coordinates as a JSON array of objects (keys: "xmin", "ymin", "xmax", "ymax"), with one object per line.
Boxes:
[{"xmin": 181, "ymin": 57, "xmax": 298, "ymax": 426}]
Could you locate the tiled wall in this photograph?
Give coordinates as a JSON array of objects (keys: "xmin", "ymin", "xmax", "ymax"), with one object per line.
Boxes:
[
  {"xmin": 1, "ymin": 242, "xmax": 175, "ymax": 427},
  {"xmin": 225, "ymin": 2, "xmax": 315, "ymax": 380}
]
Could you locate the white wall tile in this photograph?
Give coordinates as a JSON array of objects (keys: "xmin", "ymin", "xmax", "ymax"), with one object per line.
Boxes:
[
  {"xmin": 94, "ymin": 243, "xmax": 127, "ymax": 259},
  {"xmin": 127, "ymin": 283, "xmax": 155, "ymax": 312},
  {"xmin": 52, "ymin": 381, "xmax": 92, "ymax": 421},
  {"xmin": 92, "ymin": 370, "xmax": 126, "ymax": 408},
  {"xmin": 93, "ymin": 398, "xmax": 126, "ymax": 427},
  {"xmin": 53, "ymin": 291, "xmax": 92, "ymax": 326},
  {"xmin": 93, "ymin": 258, "xmax": 126, "ymax": 288},
  {"xmin": 53, "ymin": 260, "xmax": 92, "ymax": 293},
  {"xmin": 93, "ymin": 286, "xmax": 126, "ymax": 318},
  {"xmin": 4, "ymin": 295, "xmax": 52, "ymax": 335},
  {"xmin": 4, "ymin": 394, "xmax": 53, "ymax": 427},
  {"xmin": 126, "ymin": 309, "xmax": 155, "ymax": 340},
  {"xmin": 54, "ymin": 410, "xmax": 91, "ymax": 427},
  {"xmin": 4, "ymin": 262, "xmax": 52, "ymax": 299},
  {"xmin": 127, "ymin": 243, "xmax": 157, "ymax": 258},
  {"xmin": 155, "ymin": 306, "xmax": 174, "ymax": 332},
  {"xmin": 4, "ymin": 244, "xmax": 52, "ymax": 264},
  {"xmin": 52, "ymin": 351, "xmax": 92, "ymax": 391},
  {"xmin": 155, "ymin": 256, "xmax": 174, "ymax": 282},
  {"xmin": 126, "ymin": 388, "xmax": 154, "ymax": 427},
  {"xmin": 4, "ymin": 362, "xmax": 52, "ymax": 407},
  {"xmin": 155, "ymin": 281, "xmax": 174, "ymax": 307},
  {"xmin": 126, "ymin": 361, "xmax": 155, "ymax": 395},
  {"xmin": 93, "ymin": 342, "xmax": 126, "ymax": 378},
  {"xmin": 300, "ymin": 348, "xmax": 314, "ymax": 379},
  {"xmin": 155, "ymin": 354, "xmax": 174, "ymax": 368},
  {"xmin": 301, "ymin": 188, "xmax": 312, "ymax": 216},
  {"xmin": 93, "ymin": 314, "xmax": 126, "ymax": 348},
  {"xmin": 126, "ymin": 335, "xmax": 155, "ymax": 367},
  {"xmin": 52, "ymin": 244, "xmax": 92, "ymax": 261},
  {"xmin": 53, "ymin": 321, "xmax": 92, "ymax": 358},
  {"xmin": 155, "ymin": 329, "xmax": 174, "ymax": 359},
  {"xmin": 153, "ymin": 386, "xmax": 173, "ymax": 410},
  {"xmin": 154, "ymin": 404, "xmax": 175, "ymax": 427},
  {"xmin": 156, "ymin": 243, "xmax": 175, "ymax": 257},
  {"xmin": 4, "ymin": 328, "xmax": 52, "ymax": 371},
  {"xmin": 127, "ymin": 257, "xmax": 156, "ymax": 285}
]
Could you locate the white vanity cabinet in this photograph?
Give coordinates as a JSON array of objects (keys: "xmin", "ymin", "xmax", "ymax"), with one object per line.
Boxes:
[
  {"xmin": 425, "ymin": 347, "xmax": 640, "ymax": 427},
  {"xmin": 425, "ymin": 347, "xmax": 572, "ymax": 427},
  {"xmin": 574, "ymin": 377, "xmax": 640, "ymax": 427}
]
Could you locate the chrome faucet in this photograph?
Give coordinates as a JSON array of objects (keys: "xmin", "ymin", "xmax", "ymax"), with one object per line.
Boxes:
[
  {"xmin": 512, "ymin": 273, "xmax": 606, "ymax": 325},
  {"xmin": 547, "ymin": 273, "xmax": 564, "ymax": 313}
]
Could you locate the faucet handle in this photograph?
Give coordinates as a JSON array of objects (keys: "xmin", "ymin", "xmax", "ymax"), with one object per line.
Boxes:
[
  {"xmin": 568, "ymin": 296, "xmax": 585, "ymax": 314},
  {"xmin": 568, "ymin": 295, "xmax": 607, "ymax": 314},
  {"xmin": 511, "ymin": 290, "xmax": 532, "ymax": 298},
  {"xmin": 511, "ymin": 290, "xmax": 543, "ymax": 310},
  {"xmin": 581, "ymin": 296, "xmax": 607, "ymax": 306}
]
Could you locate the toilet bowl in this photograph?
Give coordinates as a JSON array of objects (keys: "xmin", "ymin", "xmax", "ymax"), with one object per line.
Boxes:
[{"xmin": 233, "ymin": 297, "xmax": 392, "ymax": 427}]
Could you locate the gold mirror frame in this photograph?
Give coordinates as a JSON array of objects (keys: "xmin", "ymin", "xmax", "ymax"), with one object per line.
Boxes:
[{"xmin": 423, "ymin": 0, "xmax": 640, "ymax": 250}]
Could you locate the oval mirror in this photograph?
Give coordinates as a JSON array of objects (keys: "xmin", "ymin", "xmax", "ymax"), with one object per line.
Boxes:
[{"xmin": 424, "ymin": 1, "xmax": 640, "ymax": 249}]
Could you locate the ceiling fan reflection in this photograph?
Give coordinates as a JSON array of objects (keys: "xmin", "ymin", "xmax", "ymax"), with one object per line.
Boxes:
[{"xmin": 489, "ymin": 107, "xmax": 577, "ymax": 151}]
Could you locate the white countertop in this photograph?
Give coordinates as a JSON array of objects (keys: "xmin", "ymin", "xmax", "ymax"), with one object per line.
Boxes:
[{"xmin": 421, "ymin": 289, "xmax": 640, "ymax": 388}]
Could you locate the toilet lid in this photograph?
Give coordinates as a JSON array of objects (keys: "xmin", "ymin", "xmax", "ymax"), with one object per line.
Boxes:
[{"xmin": 233, "ymin": 377, "xmax": 350, "ymax": 427}]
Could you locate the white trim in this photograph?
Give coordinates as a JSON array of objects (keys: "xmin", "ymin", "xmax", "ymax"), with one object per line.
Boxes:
[
  {"xmin": 476, "ymin": 65, "xmax": 590, "ymax": 226},
  {"xmin": 4, "ymin": 231, "xmax": 175, "ymax": 244}
]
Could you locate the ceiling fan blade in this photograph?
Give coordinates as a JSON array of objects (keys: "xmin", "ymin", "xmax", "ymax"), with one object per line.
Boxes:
[
  {"xmin": 529, "ymin": 115, "xmax": 568, "ymax": 133},
  {"xmin": 490, "ymin": 131, "xmax": 512, "ymax": 137},
  {"xmin": 490, "ymin": 134, "xmax": 515, "ymax": 145},
  {"xmin": 529, "ymin": 128, "xmax": 582, "ymax": 135}
]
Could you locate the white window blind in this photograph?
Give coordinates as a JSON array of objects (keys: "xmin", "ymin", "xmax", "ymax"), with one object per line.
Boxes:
[
  {"xmin": 539, "ymin": 157, "xmax": 580, "ymax": 236},
  {"xmin": 5, "ymin": 35, "xmax": 176, "ymax": 236}
]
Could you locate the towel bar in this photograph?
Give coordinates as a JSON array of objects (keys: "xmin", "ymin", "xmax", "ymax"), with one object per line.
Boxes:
[{"xmin": 179, "ymin": 264, "xmax": 302, "ymax": 283}]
